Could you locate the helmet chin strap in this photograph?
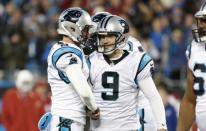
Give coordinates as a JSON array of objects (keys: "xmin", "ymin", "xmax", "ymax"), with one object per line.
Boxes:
[
  {"xmin": 103, "ymin": 49, "xmax": 116, "ymax": 55},
  {"xmin": 103, "ymin": 48, "xmax": 124, "ymax": 60},
  {"xmin": 103, "ymin": 41, "xmax": 123, "ymax": 55},
  {"xmin": 101, "ymin": 43, "xmax": 117, "ymax": 55}
]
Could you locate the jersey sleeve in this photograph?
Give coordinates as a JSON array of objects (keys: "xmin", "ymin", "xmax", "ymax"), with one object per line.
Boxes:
[
  {"xmin": 52, "ymin": 46, "xmax": 83, "ymax": 72},
  {"xmin": 135, "ymin": 53, "xmax": 154, "ymax": 81},
  {"xmin": 51, "ymin": 47, "xmax": 84, "ymax": 83}
]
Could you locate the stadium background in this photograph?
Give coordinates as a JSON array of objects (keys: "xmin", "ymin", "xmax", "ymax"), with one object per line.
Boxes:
[{"xmin": 0, "ymin": 0, "xmax": 202, "ymax": 131}]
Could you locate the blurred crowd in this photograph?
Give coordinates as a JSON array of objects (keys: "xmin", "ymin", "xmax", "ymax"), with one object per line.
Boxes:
[
  {"xmin": 0, "ymin": 0, "xmax": 201, "ymax": 88},
  {"xmin": 1, "ymin": 70, "xmax": 50, "ymax": 131},
  {"xmin": 0, "ymin": 0, "xmax": 202, "ymax": 131}
]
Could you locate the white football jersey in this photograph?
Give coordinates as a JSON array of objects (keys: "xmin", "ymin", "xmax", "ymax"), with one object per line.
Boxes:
[
  {"xmin": 88, "ymin": 49, "xmax": 154, "ymax": 130},
  {"xmin": 125, "ymin": 36, "xmax": 151, "ymax": 108},
  {"xmin": 186, "ymin": 40, "xmax": 206, "ymax": 130},
  {"xmin": 47, "ymin": 41, "xmax": 89, "ymax": 125}
]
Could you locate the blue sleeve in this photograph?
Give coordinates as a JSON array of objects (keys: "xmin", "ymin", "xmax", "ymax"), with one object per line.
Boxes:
[
  {"xmin": 134, "ymin": 53, "xmax": 153, "ymax": 84},
  {"xmin": 137, "ymin": 53, "xmax": 152, "ymax": 74},
  {"xmin": 52, "ymin": 47, "xmax": 83, "ymax": 68}
]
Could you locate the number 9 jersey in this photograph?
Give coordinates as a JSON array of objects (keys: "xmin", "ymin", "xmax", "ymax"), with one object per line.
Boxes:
[
  {"xmin": 87, "ymin": 50, "xmax": 154, "ymax": 130},
  {"xmin": 186, "ymin": 40, "xmax": 206, "ymax": 130}
]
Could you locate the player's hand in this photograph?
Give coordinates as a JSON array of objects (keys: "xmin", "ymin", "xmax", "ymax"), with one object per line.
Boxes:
[{"xmin": 86, "ymin": 107, "xmax": 100, "ymax": 120}]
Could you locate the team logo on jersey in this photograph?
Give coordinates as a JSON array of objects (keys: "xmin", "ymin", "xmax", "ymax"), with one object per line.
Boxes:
[
  {"xmin": 69, "ymin": 57, "xmax": 77, "ymax": 65},
  {"xmin": 58, "ymin": 117, "xmax": 74, "ymax": 128}
]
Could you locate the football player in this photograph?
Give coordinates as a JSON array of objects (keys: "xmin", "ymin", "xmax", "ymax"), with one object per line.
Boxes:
[
  {"xmin": 88, "ymin": 15, "xmax": 167, "ymax": 131},
  {"xmin": 88, "ymin": 12, "xmax": 157, "ymax": 131},
  {"xmin": 38, "ymin": 7, "xmax": 100, "ymax": 131},
  {"xmin": 177, "ymin": 3, "xmax": 206, "ymax": 131}
]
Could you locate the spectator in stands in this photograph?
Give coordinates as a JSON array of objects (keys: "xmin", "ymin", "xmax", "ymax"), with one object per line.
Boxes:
[
  {"xmin": 1, "ymin": 70, "xmax": 34, "ymax": 131},
  {"xmin": 164, "ymin": 28, "xmax": 187, "ymax": 80},
  {"xmin": 27, "ymin": 80, "xmax": 51, "ymax": 131}
]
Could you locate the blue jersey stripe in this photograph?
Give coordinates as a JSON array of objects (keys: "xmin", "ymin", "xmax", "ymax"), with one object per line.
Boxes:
[
  {"xmin": 127, "ymin": 41, "xmax": 133, "ymax": 51},
  {"xmin": 86, "ymin": 57, "xmax": 93, "ymax": 85},
  {"xmin": 86, "ymin": 57, "xmax": 91, "ymax": 70},
  {"xmin": 134, "ymin": 53, "xmax": 152, "ymax": 84},
  {"xmin": 187, "ymin": 43, "xmax": 192, "ymax": 59},
  {"xmin": 139, "ymin": 109, "xmax": 145, "ymax": 131},
  {"xmin": 60, "ymin": 127, "xmax": 69, "ymax": 131},
  {"xmin": 52, "ymin": 47, "xmax": 83, "ymax": 66},
  {"xmin": 52, "ymin": 47, "xmax": 83, "ymax": 84},
  {"xmin": 137, "ymin": 53, "xmax": 152, "ymax": 74}
]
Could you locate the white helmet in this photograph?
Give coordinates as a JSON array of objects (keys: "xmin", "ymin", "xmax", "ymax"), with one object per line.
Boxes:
[
  {"xmin": 192, "ymin": 2, "xmax": 206, "ymax": 42},
  {"xmin": 57, "ymin": 7, "xmax": 93, "ymax": 44},
  {"xmin": 95, "ymin": 15, "xmax": 129, "ymax": 54},
  {"xmin": 16, "ymin": 70, "xmax": 34, "ymax": 93}
]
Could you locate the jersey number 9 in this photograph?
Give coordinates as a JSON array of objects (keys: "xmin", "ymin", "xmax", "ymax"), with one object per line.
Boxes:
[{"xmin": 101, "ymin": 72, "xmax": 119, "ymax": 101}]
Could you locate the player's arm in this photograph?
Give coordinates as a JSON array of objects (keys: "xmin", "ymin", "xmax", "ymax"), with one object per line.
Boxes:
[
  {"xmin": 65, "ymin": 64, "xmax": 98, "ymax": 111},
  {"xmin": 136, "ymin": 54, "xmax": 167, "ymax": 130},
  {"xmin": 65, "ymin": 63, "xmax": 100, "ymax": 119},
  {"xmin": 56, "ymin": 53, "xmax": 99, "ymax": 114},
  {"xmin": 177, "ymin": 68, "xmax": 196, "ymax": 131},
  {"xmin": 138, "ymin": 77, "xmax": 167, "ymax": 131}
]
